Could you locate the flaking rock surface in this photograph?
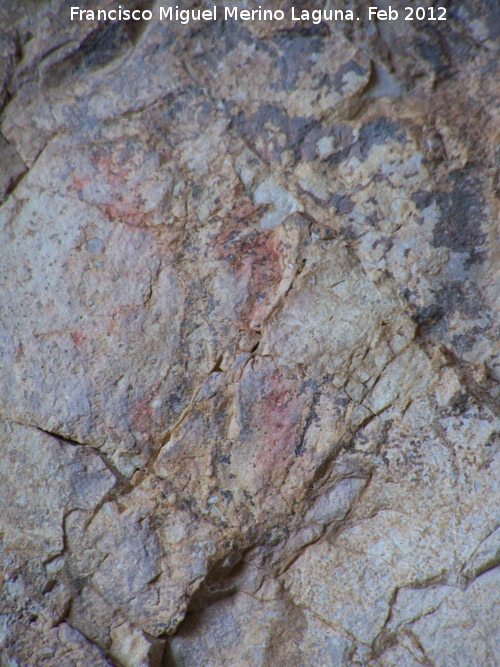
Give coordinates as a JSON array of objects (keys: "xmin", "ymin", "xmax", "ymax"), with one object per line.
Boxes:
[{"xmin": 1, "ymin": 1, "xmax": 499, "ymax": 666}]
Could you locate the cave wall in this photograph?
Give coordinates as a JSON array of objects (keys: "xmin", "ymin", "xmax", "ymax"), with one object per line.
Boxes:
[{"xmin": 1, "ymin": 1, "xmax": 500, "ymax": 665}]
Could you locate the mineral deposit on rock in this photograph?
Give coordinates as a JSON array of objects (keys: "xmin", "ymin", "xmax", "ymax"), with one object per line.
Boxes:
[{"xmin": 1, "ymin": 1, "xmax": 499, "ymax": 665}]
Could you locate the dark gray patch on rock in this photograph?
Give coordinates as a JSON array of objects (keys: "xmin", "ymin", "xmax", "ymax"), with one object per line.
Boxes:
[
  {"xmin": 415, "ymin": 33, "xmax": 450, "ymax": 76},
  {"xmin": 483, "ymin": 0, "xmax": 500, "ymax": 39},
  {"xmin": 299, "ymin": 125, "xmax": 325, "ymax": 161},
  {"xmin": 372, "ymin": 236, "xmax": 394, "ymax": 252},
  {"xmin": 300, "ymin": 122, "xmax": 354, "ymax": 163},
  {"xmin": 339, "ymin": 225, "xmax": 358, "ymax": 241},
  {"xmin": 354, "ymin": 118, "xmax": 407, "ymax": 161},
  {"xmin": 411, "ymin": 303, "xmax": 444, "ymax": 326},
  {"xmin": 0, "ymin": 134, "xmax": 26, "ymax": 201},
  {"xmin": 432, "ymin": 171, "xmax": 486, "ymax": 253},
  {"xmin": 448, "ymin": 0, "xmax": 500, "ymax": 41},
  {"xmin": 44, "ymin": 14, "xmax": 151, "ymax": 88},
  {"xmin": 329, "ymin": 193, "xmax": 355, "ymax": 215},
  {"xmin": 271, "ymin": 28, "xmax": 327, "ymax": 91},
  {"xmin": 452, "ymin": 327, "xmax": 484, "ymax": 353},
  {"xmin": 411, "ymin": 190, "xmax": 435, "ymax": 211},
  {"xmin": 433, "ymin": 280, "xmax": 484, "ymax": 319},
  {"xmin": 232, "ymin": 106, "xmax": 320, "ymax": 164},
  {"xmin": 333, "ymin": 60, "xmax": 368, "ymax": 93},
  {"xmin": 448, "ymin": 390, "xmax": 471, "ymax": 416},
  {"xmin": 80, "ymin": 22, "xmax": 131, "ymax": 69},
  {"xmin": 412, "ymin": 171, "xmax": 486, "ymax": 256},
  {"xmin": 189, "ymin": 22, "xmax": 253, "ymax": 67}
]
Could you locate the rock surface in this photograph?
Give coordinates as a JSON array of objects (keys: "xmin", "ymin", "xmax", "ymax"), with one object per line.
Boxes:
[{"xmin": 1, "ymin": 1, "xmax": 499, "ymax": 665}]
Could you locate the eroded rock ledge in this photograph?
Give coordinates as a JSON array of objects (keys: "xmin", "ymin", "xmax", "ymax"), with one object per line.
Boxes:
[{"xmin": 1, "ymin": 1, "xmax": 499, "ymax": 665}]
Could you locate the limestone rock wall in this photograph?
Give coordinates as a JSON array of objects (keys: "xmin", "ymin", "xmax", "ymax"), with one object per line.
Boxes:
[{"xmin": 1, "ymin": 1, "xmax": 499, "ymax": 665}]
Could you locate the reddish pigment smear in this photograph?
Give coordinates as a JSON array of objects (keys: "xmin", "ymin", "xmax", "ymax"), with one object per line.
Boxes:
[
  {"xmin": 70, "ymin": 330, "xmax": 84, "ymax": 346},
  {"xmin": 238, "ymin": 360, "xmax": 310, "ymax": 494},
  {"xmin": 214, "ymin": 205, "xmax": 283, "ymax": 328},
  {"xmin": 90, "ymin": 149, "xmax": 149, "ymax": 227},
  {"xmin": 129, "ymin": 394, "xmax": 154, "ymax": 439}
]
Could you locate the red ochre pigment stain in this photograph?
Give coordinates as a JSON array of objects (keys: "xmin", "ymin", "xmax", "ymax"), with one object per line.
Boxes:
[
  {"xmin": 129, "ymin": 394, "xmax": 154, "ymax": 439},
  {"xmin": 102, "ymin": 201, "xmax": 147, "ymax": 227},
  {"xmin": 69, "ymin": 167, "xmax": 142, "ymax": 225},
  {"xmin": 70, "ymin": 330, "xmax": 84, "ymax": 346},
  {"xmin": 214, "ymin": 211, "xmax": 283, "ymax": 329},
  {"xmin": 238, "ymin": 361, "xmax": 309, "ymax": 492},
  {"xmin": 257, "ymin": 375, "xmax": 305, "ymax": 465},
  {"xmin": 91, "ymin": 150, "xmax": 149, "ymax": 227},
  {"xmin": 68, "ymin": 175, "xmax": 90, "ymax": 194}
]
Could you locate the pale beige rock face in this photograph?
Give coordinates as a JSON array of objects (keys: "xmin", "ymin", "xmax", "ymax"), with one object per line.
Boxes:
[{"xmin": 1, "ymin": 1, "xmax": 499, "ymax": 666}]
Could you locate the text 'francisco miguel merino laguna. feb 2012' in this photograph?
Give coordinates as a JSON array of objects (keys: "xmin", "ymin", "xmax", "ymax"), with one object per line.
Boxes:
[{"xmin": 69, "ymin": 5, "xmax": 448, "ymax": 24}]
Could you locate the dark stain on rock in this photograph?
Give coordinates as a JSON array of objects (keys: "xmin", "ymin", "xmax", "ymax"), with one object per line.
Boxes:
[
  {"xmin": 452, "ymin": 327, "xmax": 483, "ymax": 353},
  {"xmin": 189, "ymin": 22, "xmax": 253, "ymax": 67},
  {"xmin": 412, "ymin": 171, "xmax": 486, "ymax": 256},
  {"xmin": 333, "ymin": 59, "xmax": 368, "ymax": 93},
  {"xmin": 465, "ymin": 250, "xmax": 487, "ymax": 267},
  {"xmin": 411, "ymin": 303, "xmax": 444, "ymax": 326},
  {"xmin": 45, "ymin": 9, "xmax": 153, "ymax": 86},
  {"xmin": 415, "ymin": 34, "xmax": 450, "ymax": 76},
  {"xmin": 80, "ymin": 22, "xmax": 130, "ymax": 69},
  {"xmin": 354, "ymin": 118, "xmax": 407, "ymax": 160},
  {"xmin": 271, "ymin": 29, "xmax": 327, "ymax": 91},
  {"xmin": 300, "ymin": 122, "xmax": 354, "ymax": 164},
  {"xmin": 448, "ymin": 0, "xmax": 500, "ymax": 41},
  {"xmin": 438, "ymin": 281, "xmax": 484, "ymax": 318},
  {"xmin": 412, "ymin": 278, "xmax": 484, "ymax": 327},
  {"xmin": 438, "ymin": 282, "xmax": 468, "ymax": 316},
  {"xmin": 232, "ymin": 105, "xmax": 288, "ymax": 163},
  {"xmin": 232, "ymin": 105, "xmax": 320, "ymax": 164},
  {"xmin": 339, "ymin": 225, "xmax": 358, "ymax": 241},
  {"xmin": 483, "ymin": 0, "xmax": 500, "ymax": 39},
  {"xmin": 297, "ymin": 124, "xmax": 324, "ymax": 161},
  {"xmin": 448, "ymin": 390, "xmax": 470, "ymax": 416},
  {"xmin": 433, "ymin": 171, "xmax": 485, "ymax": 253},
  {"xmin": 330, "ymin": 193, "xmax": 355, "ymax": 215},
  {"xmin": 411, "ymin": 190, "xmax": 435, "ymax": 211},
  {"xmin": 372, "ymin": 235, "xmax": 394, "ymax": 252}
]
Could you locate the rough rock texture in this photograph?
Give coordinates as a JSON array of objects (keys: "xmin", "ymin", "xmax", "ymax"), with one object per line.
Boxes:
[{"xmin": 1, "ymin": 1, "xmax": 499, "ymax": 665}]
